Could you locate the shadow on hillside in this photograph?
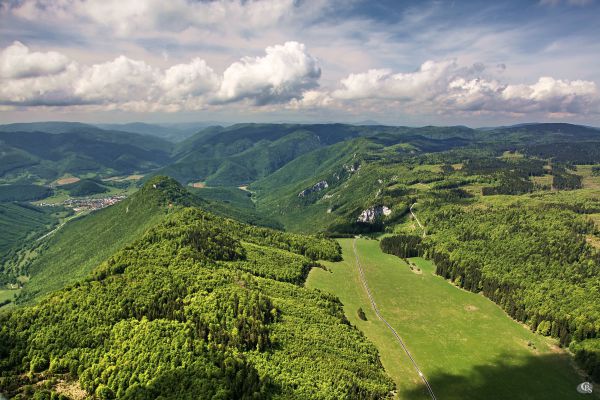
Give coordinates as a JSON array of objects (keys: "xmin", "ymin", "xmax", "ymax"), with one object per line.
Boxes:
[{"xmin": 403, "ymin": 352, "xmax": 591, "ymax": 400}]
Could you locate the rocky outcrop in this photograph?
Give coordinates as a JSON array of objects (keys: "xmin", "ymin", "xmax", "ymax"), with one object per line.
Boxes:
[
  {"xmin": 343, "ymin": 162, "xmax": 360, "ymax": 173},
  {"xmin": 357, "ymin": 205, "xmax": 391, "ymax": 223},
  {"xmin": 298, "ymin": 180, "xmax": 329, "ymax": 197}
]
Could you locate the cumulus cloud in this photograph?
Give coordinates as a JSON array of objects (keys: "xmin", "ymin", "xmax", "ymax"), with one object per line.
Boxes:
[
  {"xmin": 0, "ymin": 42, "xmax": 597, "ymax": 117},
  {"xmin": 333, "ymin": 60, "xmax": 459, "ymax": 101},
  {"xmin": 74, "ymin": 56, "xmax": 159, "ymax": 103},
  {"xmin": 161, "ymin": 58, "xmax": 220, "ymax": 100},
  {"xmin": 0, "ymin": 41, "xmax": 321, "ymax": 110},
  {"xmin": 288, "ymin": 90, "xmax": 333, "ymax": 109},
  {"xmin": 217, "ymin": 42, "xmax": 321, "ymax": 105},
  {"xmin": 329, "ymin": 60, "xmax": 599, "ymax": 116},
  {"xmin": 0, "ymin": 41, "xmax": 72, "ymax": 79}
]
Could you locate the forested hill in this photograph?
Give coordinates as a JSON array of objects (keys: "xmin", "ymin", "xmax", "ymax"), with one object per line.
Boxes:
[
  {"xmin": 13, "ymin": 177, "xmax": 199, "ymax": 304},
  {"xmin": 0, "ymin": 124, "xmax": 173, "ymax": 183},
  {"xmin": 152, "ymin": 123, "xmax": 484, "ymax": 186},
  {"xmin": 0, "ymin": 192, "xmax": 394, "ymax": 398}
]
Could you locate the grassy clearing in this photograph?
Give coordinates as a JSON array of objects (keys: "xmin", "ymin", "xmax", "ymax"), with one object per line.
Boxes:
[
  {"xmin": 575, "ymin": 165, "xmax": 600, "ymax": 190},
  {"xmin": 500, "ymin": 151, "xmax": 525, "ymax": 160},
  {"xmin": 0, "ymin": 288, "xmax": 20, "ymax": 303},
  {"xmin": 307, "ymin": 238, "xmax": 588, "ymax": 400}
]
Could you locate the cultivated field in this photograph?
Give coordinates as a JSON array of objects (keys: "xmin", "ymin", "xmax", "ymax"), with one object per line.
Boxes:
[{"xmin": 307, "ymin": 238, "xmax": 589, "ymax": 400}]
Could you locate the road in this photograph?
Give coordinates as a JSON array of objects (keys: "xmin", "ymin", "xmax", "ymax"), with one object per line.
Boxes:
[
  {"xmin": 410, "ymin": 203, "xmax": 426, "ymax": 237},
  {"xmin": 352, "ymin": 238, "xmax": 436, "ymax": 400},
  {"xmin": 36, "ymin": 212, "xmax": 86, "ymax": 241}
]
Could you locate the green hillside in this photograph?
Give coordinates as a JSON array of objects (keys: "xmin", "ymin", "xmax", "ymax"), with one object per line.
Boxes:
[
  {"xmin": 96, "ymin": 122, "xmax": 212, "ymax": 142},
  {"xmin": 0, "ymin": 207, "xmax": 393, "ymax": 399},
  {"xmin": 16, "ymin": 176, "xmax": 196, "ymax": 303},
  {"xmin": 0, "ymin": 184, "xmax": 52, "ymax": 202},
  {"xmin": 308, "ymin": 239, "xmax": 584, "ymax": 399},
  {"xmin": 154, "ymin": 123, "xmax": 381, "ymax": 186},
  {"xmin": 0, "ymin": 203, "xmax": 59, "ymax": 277},
  {"xmin": 189, "ymin": 186, "xmax": 283, "ymax": 229},
  {"xmin": 0, "ymin": 124, "xmax": 173, "ymax": 184},
  {"xmin": 2, "ymin": 122, "xmax": 600, "ymax": 397},
  {"xmin": 60, "ymin": 179, "xmax": 109, "ymax": 197}
]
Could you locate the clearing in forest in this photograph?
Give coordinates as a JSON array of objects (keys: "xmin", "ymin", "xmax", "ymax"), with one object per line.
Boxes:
[{"xmin": 307, "ymin": 238, "xmax": 588, "ymax": 400}]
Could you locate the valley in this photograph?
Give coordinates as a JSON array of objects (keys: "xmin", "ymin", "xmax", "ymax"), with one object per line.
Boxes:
[
  {"xmin": 308, "ymin": 238, "xmax": 587, "ymax": 399},
  {"xmin": 3, "ymin": 2, "xmax": 599, "ymax": 397},
  {"xmin": 1, "ymin": 121, "xmax": 599, "ymax": 398}
]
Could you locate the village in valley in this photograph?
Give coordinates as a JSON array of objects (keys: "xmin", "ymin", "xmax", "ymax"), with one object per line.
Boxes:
[{"xmin": 37, "ymin": 195, "xmax": 128, "ymax": 212}]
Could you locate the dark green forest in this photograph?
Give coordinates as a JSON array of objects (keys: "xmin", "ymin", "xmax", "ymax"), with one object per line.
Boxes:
[
  {"xmin": 0, "ymin": 180, "xmax": 393, "ymax": 399},
  {"xmin": 1, "ymin": 122, "xmax": 600, "ymax": 396}
]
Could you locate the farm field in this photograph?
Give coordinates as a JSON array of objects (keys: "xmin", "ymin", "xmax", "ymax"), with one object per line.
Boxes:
[{"xmin": 307, "ymin": 238, "xmax": 589, "ymax": 400}]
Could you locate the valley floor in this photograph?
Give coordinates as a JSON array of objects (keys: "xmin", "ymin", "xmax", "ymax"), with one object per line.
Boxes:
[{"xmin": 307, "ymin": 238, "xmax": 590, "ymax": 400}]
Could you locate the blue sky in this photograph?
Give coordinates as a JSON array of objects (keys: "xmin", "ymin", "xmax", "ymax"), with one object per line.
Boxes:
[{"xmin": 1, "ymin": 0, "xmax": 599, "ymax": 126}]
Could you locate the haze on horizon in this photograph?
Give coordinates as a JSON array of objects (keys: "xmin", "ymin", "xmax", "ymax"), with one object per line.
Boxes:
[{"xmin": 1, "ymin": 0, "xmax": 599, "ymax": 127}]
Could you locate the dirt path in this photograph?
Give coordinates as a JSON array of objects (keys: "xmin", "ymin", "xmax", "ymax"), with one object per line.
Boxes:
[
  {"xmin": 410, "ymin": 203, "xmax": 426, "ymax": 237},
  {"xmin": 352, "ymin": 238, "xmax": 436, "ymax": 400}
]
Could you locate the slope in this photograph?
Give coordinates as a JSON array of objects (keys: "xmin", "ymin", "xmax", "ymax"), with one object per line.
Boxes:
[
  {"xmin": 308, "ymin": 238, "xmax": 586, "ymax": 400},
  {"xmin": 0, "ymin": 208, "xmax": 394, "ymax": 399},
  {"xmin": 0, "ymin": 124, "xmax": 173, "ymax": 184},
  {"xmin": 153, "ymin": 123, "xmax": 381, "ymax": 186},
  {"xmin": 16, "ymin": 176, "xmax": 196, "ymax": 303},
  {"xmin": 0, "ymin": 203, "xmax": 59, "ymax": 277},
  {"xmin": 96, "ymin": 122, "xmax": 215, "ymax": 142}
]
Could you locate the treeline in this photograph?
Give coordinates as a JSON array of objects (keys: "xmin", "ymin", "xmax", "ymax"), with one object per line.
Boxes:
[
  {"xmin": 0, "ymin": 184, "xmax": 52, "ymax": 202},
  {"xmin": 462, "ymin": 157, "xmax": 545, "ymax": 177},
  {"xmin": 552, "ymin": 172, "xmax": 582, "ymax": 190},
  {"xmin": 380, "ymin": 235, "xmax": 424, "ymax": 258},
  {"xmin": 482, "ymin": 172, "xmax": 534, "ymax": 196},
  {"xmin": 570, "ymin": 338, "xmax": 600, "ymax": 382},
  {"xmin": 525, "ymin": 141, "xmax": 600, "ymax": 164},
  {"xmin": 0, "ymin": 207, "xmax": 393, "ymax": 399},
  {"xmin": 417, "ymin": 203, "xmax": 600, "ymax": 351}
]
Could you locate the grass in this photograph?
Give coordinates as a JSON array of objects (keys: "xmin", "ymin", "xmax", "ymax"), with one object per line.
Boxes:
[
  {"xmin": 500, "ymin": 151, "xmax": 525, "ymax": 160},
  {"xmin": 20, "ymin": 186, "xmax": 171, "ymax": 303},
  {"xmin": 0, "ymin": 288, "xmax": 21, "ymax": 312},
  {"xmin": 0, "ymin": 203, "xmax": 58, "ymax": 261},
  {"xmin": 307, "ymin": 238, "xmax": 589, "ymax": 400},
  {"xmin": 0, "ymin": 288, "xmax": 20, "ymax": 302},
  {"xmin": 575, "ymin": 165, "xmax": 600, "ymax": 190}
]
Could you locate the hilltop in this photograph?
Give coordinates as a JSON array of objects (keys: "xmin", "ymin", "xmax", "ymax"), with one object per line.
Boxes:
[{"xmin": 0, "ymin": 194, "xmax": 393, "ymax": 399}]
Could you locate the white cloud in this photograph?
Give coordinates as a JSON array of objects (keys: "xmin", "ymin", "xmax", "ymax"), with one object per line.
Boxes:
[
  {"xmin": 73, "ymin": 56, "xmax": 159, "ymax": 103},
  {"xmin": 328, "ymin": 60, "xmax": 598, "ymax": 116},
  {"xmin": 161, "ymin": 58, "xmax": 220, "ymax": 100},
  {"xmin": 0, "ymin": 41, "xmax": 72, "ymax": 79},
  {"xmin": 0, "ymin": 41, "xmax": 322, "ymax": 110},
  {"xmin": 0, "ymin": 42, "xmax": 597, "ymax": 117},
  {"xmin": 539, "ymin": 0, "xmax": 594, "ymax": 6},
  {"xmin": 287, "ymin": 90, "xmax": 333, "ymax": 109},
  {"xmin": 500, "ymin": 77, "xmax": 597, "ymax": 113},
  {"xmin": 333, "ymin": 60, "xmax": 458, "ymax": 101},
  {"xmin": 217, "ymin": 41, "xmax": 321, "ymax": 105}
]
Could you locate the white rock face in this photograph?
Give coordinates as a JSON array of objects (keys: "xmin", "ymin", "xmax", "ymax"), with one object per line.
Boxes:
[
  {"xmin": 298, "ymin": 180, "xmax": 329, "ymax": 197},
  {"xmin": 357, "ymin": 205, "xmax": 392, "ymax": 223}
]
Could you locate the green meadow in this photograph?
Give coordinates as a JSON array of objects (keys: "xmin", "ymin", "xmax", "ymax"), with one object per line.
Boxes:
[{"xmin": 307, "ymin": 238, "xmax": 589, "ymax": 400}]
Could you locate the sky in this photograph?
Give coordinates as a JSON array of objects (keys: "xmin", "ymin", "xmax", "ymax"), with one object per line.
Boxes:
[{"xmin": 1, "ymin": 0, "xmax": 599, "ymax": 126}]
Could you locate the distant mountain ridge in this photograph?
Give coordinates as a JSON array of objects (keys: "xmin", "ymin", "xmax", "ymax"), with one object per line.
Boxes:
[
  {"xmin": 0, "ymin": 123, "xmax": 173, "ymax": 183},
  {"xmin": 2, "ymin": 121, "xmax": 599, "ymax": 189}
]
